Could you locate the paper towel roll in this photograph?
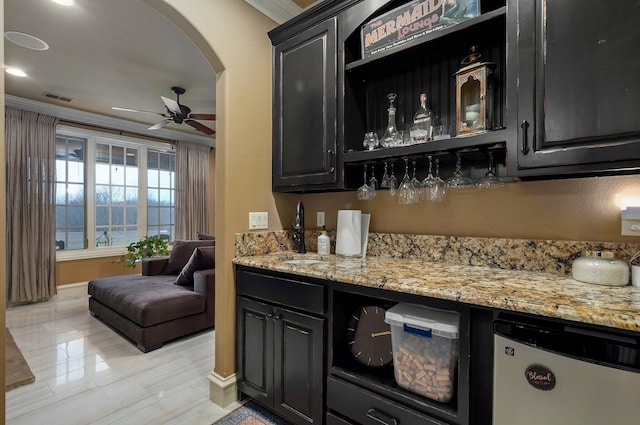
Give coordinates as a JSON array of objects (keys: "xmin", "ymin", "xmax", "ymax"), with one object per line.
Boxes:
[{"xmin": 336, "ymin": 210, "xmax": 362, "ymax": 257}]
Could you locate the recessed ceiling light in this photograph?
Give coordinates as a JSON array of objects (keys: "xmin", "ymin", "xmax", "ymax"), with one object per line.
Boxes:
[
  {"xmin": 51, "ymin": 0, "xmax": 74, "ymax": 5},
  {"xmin": 4, "ymin": 31, "xmax": 49, "ymax": 51},
  {"xmin": 5, "ymin": 67, "xmax": 28, "ymax": 77}
]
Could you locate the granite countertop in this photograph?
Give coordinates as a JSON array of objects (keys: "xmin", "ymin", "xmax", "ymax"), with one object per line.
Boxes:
[{"xmin": 234, "ymin": 252, "xmax": 640, "ymax": 333}]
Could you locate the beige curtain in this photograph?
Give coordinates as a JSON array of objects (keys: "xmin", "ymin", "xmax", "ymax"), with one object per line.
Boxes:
[
  {"xmin": 5, "ymin": 107, "xmax": 59, "ymax": 305},
  {"xmin": 175, "ymin": 141, "xmax": 210, "ymax": 240}
]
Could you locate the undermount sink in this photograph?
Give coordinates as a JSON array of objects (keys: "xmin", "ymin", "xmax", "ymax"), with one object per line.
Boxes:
[{"xmin": 283, "ymin": 259, "xmax": 324, "ymax": 265}]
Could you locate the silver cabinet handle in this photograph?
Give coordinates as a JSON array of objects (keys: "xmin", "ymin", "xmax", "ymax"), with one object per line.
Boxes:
[
  {"xmin": 366, "ymin": 408, "xmax": 398, "ymax": 425},
  {"xmin": 328, "ymin": 149, "xmax": 335, "ymax": 173},
  {"xmin": 520, "ymin": 120, "xmax": 530, "ymax": 155}
]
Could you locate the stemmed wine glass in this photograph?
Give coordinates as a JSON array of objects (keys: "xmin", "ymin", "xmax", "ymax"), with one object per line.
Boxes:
[
  {"xmin": 388, "ymin": 162, "xmax": 398, "ymax": 196},
  {"xmin": 411, "ymin": 160, "xmax": 424, "ymax": 201},
  {"xmin": 368, "ymin": 163, "xmax": 378, "ymax": 190},
  {"xmin": 477, "ymin": 151, "xmax": 505, "ymax": 189},
  {"xmin": 356, "ymin": 164, "xmax": 376, "ymax": 200},
  {"xmin": 446, "ymin": 152, "xmax": 474, "ymax": 189},
  {"xmin": 397, "ymin": 157, "xmax": 418, "ymax": 205},
  {"xmin": 432, "ymin": 158, "xmax": 447, "ymax": 202},
  {"xmin": 380, "ymin": 161, "xmax": 390, "ymax": 188}
]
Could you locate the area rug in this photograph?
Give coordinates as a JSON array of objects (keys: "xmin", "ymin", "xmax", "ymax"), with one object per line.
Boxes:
[
  {"xmin": 5, "ymin": 328, "xmax": 35, "ymax": 391},
  {"xmin": 212, "ymin": 400, "xmax": 291, "ymax": 425}
]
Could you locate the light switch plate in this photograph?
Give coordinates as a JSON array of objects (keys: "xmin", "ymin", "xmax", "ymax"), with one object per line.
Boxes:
[{"xmin": 249, "ymin": 212, "xmax": 268, "ymax": 230}]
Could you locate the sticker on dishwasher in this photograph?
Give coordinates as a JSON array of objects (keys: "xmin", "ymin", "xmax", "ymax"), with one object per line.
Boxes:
[{"xmin": 525, "ymin": 364, "xmax": 556, "ymax": 391}]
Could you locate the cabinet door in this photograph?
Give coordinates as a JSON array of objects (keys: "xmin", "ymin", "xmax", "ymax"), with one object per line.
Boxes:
[
  {"xmin": 236, "ymin": 297, "xmax": 274, "ymax": 406},
  {"xmin": 510, "ymin": 0, "xmax": 640, "ymax": 176},
  {"xmin": 273, "ymin": 308, "xmax": 325, "ymax": 425},
  {"xmin": 273, "ymin": 18, "xmax": 338, "ymax": 191}
]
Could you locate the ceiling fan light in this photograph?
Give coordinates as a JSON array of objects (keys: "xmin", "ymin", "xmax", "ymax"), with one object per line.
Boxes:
[{"xmin": 5, "ymin": 67, "xmax": 27, "ymax": 77}]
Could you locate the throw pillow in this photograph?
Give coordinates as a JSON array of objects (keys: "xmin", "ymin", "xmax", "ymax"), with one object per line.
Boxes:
[
  {"xmin": 176, "ymin": 246, "xmax": 215, "ymax": 286},
  {"xmin": 164, "ymin": 239, "xmax": 215, "ymax": 275},
  {"xmin": 197, "ymin": 232, "xmax": 216, "ymax": 241}
]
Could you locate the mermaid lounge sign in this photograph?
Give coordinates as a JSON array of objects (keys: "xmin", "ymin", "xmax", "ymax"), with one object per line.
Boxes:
[{"xmin": 361, "ymin": 0, "xmax": 479, "ymax": 58}]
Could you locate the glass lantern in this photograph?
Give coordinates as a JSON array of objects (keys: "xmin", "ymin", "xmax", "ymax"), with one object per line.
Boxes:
[{"xmin": 455, "ymin": 47, "xmax": 495, "ymax": 136}]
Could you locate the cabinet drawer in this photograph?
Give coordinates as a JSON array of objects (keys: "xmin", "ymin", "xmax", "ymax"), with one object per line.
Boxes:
[
  {"xmin": 327, "ymin": 376, "xmax": 449, "ymax": 425},
  {"xmin": 237, "ymin": 270, "xmax": 325, "ymax": 314}
]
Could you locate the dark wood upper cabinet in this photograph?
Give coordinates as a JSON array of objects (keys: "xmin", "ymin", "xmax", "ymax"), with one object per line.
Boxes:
[
  {"xmin": 508, "ymin": 0, "xmax": 640, "ymax": 176},
  {"xmin": 272, "ymin": 18, "xmax": 339, "ymax": 192}
]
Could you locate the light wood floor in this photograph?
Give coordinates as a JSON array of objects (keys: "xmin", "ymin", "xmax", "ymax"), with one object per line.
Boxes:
[{"xmin": 5, "ymin": 284, "xmax": 241, "ymax": 425}]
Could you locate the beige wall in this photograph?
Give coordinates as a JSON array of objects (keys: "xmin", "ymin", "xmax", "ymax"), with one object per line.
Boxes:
[
  {"xmin": 57, "ymin": 257, "xmax": 140, "ymax": 286},
  {"xmin": 275, "ymin": 174, "xmax": 640, "ymax": 243},
  {"xmin": 150, "ymin": 0, "xmax": 279, "ymax": 379}
]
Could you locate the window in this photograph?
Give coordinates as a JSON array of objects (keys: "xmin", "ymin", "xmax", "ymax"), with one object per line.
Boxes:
[
  {"xmin": 55, "ymin": 126, "xmax": 175, "ymax": 257},
  {"xmin": 95, "ymin": 143, "xmax": 140, "ymax": 247},
  {"xmin": 55, "ymin": 135, "xmax": 86, "ymax": 250},
  {"xmin": 147, "ymin": 149, "xmax": 175, "ymax": 242}
]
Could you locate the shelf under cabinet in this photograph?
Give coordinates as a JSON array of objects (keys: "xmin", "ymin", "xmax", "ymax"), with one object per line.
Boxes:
[
  {"xmin": 330, "ymin": 366, "xmax": 460, "ymax": 422},
  {"xmin": 345, "ymin": 6, "xmax": 507, "ymax": 70},
  {"xmin": 343, "ymin": 128, "xmax": 507, "ymax": 163}
]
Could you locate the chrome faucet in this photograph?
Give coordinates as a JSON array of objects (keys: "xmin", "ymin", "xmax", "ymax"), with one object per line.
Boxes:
[{"xmin": 291, "ymin": 201, "xmax": 306, "ymax": 253}]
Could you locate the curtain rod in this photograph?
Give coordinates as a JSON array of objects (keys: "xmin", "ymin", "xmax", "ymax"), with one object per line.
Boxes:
[{"xmin": 58, "ymin": 119, "xmax": 176, "ymax": 145}]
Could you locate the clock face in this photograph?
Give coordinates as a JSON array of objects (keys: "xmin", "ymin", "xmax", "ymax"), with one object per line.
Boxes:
[{"xmin": 346, "ymin": 305, "xmax": 393, "ymax": 368}]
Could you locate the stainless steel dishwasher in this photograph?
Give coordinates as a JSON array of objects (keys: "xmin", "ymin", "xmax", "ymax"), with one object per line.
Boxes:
[{"xmin": 493, "ymin": 314, "xmax": 640, "ymax": 425}]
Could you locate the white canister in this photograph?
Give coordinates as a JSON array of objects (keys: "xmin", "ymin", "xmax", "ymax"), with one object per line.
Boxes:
[{"xmin": 572, "ymin": 251, "xmax": 630, "ymax": 286}]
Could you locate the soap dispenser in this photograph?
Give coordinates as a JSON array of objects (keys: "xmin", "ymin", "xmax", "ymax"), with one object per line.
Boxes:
[{"xmin": 317, "ymin": 226, "xmax": 330, "ymax": 255}]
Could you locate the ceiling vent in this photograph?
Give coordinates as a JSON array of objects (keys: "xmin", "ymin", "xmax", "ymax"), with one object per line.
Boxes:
[{"xmin": 42, "ymin": 92, "xmax": 73, "ymax": 102}]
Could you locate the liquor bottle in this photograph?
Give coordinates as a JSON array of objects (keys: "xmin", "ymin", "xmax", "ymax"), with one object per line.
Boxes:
[{"xmin": 410, "ymin": 93, "xmax": 433, "ymax": 143}]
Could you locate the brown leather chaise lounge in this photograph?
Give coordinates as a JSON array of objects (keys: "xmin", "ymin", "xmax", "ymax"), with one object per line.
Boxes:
[{"xmin": 88, "ymin": 240, "xmax": 215, "ymax": 352}]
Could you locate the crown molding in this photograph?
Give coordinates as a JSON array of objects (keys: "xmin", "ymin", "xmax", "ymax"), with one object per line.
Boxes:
[{"xmin": 244, "ymin": 0, "xmax": 304, "ymax": 24}]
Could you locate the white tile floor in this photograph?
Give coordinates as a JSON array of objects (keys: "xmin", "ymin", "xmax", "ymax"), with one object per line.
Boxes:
[{"xmin": 5, "ymin": 285, "xmax": 241, "ymax": 425}]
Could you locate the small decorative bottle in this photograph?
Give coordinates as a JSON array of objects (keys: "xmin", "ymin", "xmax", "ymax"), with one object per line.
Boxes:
[
  {"xmin": 380, "ymin": 93, "xmax": 400, "ymax": 148},
  {"xmin": 317, "ymin": 226, "xmax": 330, "ymax": 255},
  {"xmin": 410, "ymin": 93, "xmax": 433, "ymax": 144}
]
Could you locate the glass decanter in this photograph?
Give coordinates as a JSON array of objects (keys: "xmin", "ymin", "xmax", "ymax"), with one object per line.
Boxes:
[{"xmin": 380, "ymin": 93, "xmax": 400, "ymax": 148}]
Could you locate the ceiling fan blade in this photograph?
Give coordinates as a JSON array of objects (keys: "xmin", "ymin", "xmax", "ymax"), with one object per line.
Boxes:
[
  {"xmin": 148, "ymin": 119, "xmax": 172, "ymax": 130},
  {"xmin": 112, "ymin": 106, "xmax": 166, "ymax": 116},
  {"xmin": 189, "ymin": 113, "xmax": 216, "ymax": 121},
  {"xmin": 186, "ymin": 119, "xmax": 216, "ymax": 135},
  {"xmin": 161, "ymin": 96, "xmax": 182, "ymax": 115}
]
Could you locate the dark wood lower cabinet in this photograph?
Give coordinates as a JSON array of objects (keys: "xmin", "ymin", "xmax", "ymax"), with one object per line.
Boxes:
[
  {"xmin": 236, "ymin": 269, "xmax": 326, "ymax": 425},
  {"xmin": 236, "ymin": 267, "xmax": 492, "ymax": 425}
]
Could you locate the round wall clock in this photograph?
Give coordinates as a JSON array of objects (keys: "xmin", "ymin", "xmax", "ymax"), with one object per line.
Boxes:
[{"xmin": 346, "ymin": 305, "xmax": 393, "ymax": 368}]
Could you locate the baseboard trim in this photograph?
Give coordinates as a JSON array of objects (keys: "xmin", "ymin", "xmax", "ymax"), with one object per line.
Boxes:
[
  {"xmin": 208, "ymin": 371, "xmax": 237, "ymax": 408},
  {"xmin": 57, "ymin": 281, "xmax": 89, "ymax": 297}
]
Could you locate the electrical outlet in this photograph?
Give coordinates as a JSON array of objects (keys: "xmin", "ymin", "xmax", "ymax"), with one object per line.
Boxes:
[
  {"xmin": 249, "ymin": 212, "xmax": 268, "ymax": 230},
  {"xmin": 317, "ymin": 211, "xmax": 325, "ymax": 227},
  {"xmin": 622, "ymin": 207, "xmax": 640, "ymax": 236}
]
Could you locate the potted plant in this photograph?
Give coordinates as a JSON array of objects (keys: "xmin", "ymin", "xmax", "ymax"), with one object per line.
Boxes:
[{"xmin": 118, "ymin": 236, "xmax": 169, "ymax": 268}]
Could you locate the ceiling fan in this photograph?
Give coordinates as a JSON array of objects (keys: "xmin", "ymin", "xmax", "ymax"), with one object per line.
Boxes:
[{"xmin": 112, "ymin": 86, "xmax": 216, "ymax": 136}]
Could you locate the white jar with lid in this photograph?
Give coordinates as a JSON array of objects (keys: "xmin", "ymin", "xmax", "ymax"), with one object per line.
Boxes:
[{"xmin": 572, "ymin": 251, "xmax": 630, "ymax": 286}]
